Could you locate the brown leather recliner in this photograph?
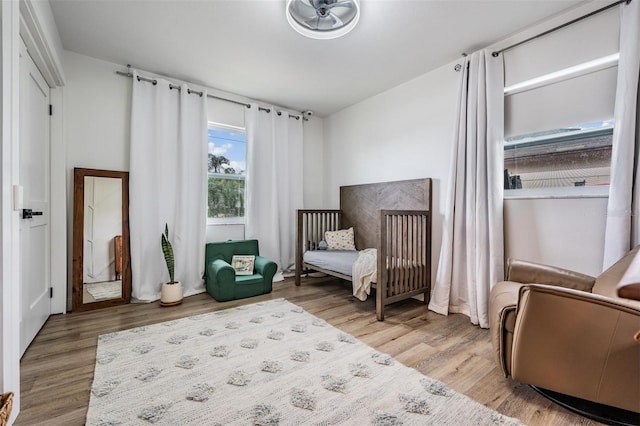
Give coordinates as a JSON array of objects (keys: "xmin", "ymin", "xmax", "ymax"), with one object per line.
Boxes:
[{"xmin": 490, "ymin": 247, "xmax": 640, "ymax": 414}]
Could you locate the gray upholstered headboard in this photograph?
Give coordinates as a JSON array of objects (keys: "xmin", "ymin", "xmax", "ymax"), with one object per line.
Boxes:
[{"xmin": 340, "ymin": 178, "xmax": 432, "ymax": 250}]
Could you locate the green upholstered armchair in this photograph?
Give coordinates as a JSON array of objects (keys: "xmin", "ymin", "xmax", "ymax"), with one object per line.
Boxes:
[{"xmin": 205, "ymin": 240, "xmax": 277, "ymax": 302}]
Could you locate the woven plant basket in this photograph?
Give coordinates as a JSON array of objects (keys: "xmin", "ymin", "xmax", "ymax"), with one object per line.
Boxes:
[{"xmin": 0, "ymin": 392, "xmax": 13, "ymax": 426}]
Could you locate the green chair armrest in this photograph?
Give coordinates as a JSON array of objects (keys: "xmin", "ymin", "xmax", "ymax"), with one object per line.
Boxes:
[
  {"xmin": 210, "ymin": 258, "xmax": 234, "ymax": 273},
  {"xmin": 208, "ymin": 259, "xmax": 235, "ymax": 286},
  {"xmin": 254, "ymin": 256, "xmax": 277, "ymax": 283},
  {"xmin": 205, "ymin": 259, "xmax": 236, "ymax": 302}
]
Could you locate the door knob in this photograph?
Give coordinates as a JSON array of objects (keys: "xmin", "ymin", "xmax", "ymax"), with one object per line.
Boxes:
[{"xmin": 22, "ymin": 209, "xmax": 43, "ymax": 219}]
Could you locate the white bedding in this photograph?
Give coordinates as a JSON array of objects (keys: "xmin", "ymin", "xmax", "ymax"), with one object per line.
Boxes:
[
  {"xmin": 303, "ymin": 249, "xmax": 378, "ymax": 301},
  {"xmin": 352, "ymin": 248, "xmax": 377, "ymax": 301},
  {"xmin": 303, "ymin": 250, "xmax": 359, "ymax": 276}
]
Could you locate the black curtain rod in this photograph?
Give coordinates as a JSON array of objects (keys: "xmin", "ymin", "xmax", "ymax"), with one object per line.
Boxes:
[
  {"xmin": 115, "ymin": 70, "xmax": 251, "ymax": 108},
  {"xmin": 491, "ymin": 0, "xmax": 631, "ymax": 57},
  {"xmin": 256, "ymin": 106, "xmax": 303, "ymax": 120},
  {"xmin": 115, "ymin": 68, "xmax": 307, "ymax": 121}
]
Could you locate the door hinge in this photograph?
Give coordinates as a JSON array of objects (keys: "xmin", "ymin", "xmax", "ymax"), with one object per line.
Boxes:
[
  {"xmin": 50, "ymin": 287, "xmax": 53, "ymax": 298},
  {"xmin": 49, "ymin": 104, "xmax": 53, "ymax": 116}
]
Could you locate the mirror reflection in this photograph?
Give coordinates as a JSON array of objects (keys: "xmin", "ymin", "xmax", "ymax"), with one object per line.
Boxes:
[
  {"xmin": 72, "ymin": 168, "xmax": 130, "ymax": 312},
  {"xmin": 82, "ymin": 176, "xmax": 123, "ymax": 303}
]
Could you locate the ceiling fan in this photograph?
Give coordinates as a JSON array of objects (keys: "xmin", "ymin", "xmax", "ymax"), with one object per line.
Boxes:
[{"xmin": 286, "ymin": 0, "xmax": 361, "ymax": 40}]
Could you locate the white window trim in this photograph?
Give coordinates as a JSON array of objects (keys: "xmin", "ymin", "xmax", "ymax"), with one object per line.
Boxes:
[
  {"xmin": 505, "ymin": 123, "xmax": 613, "ymax": 148},
  {"xmin": 504, "ymin": 185, "xmax": 609, "ymax": 200},
  {"xmin": 207, "ymin": 216, "xmax": 245, "ymax": 225}
]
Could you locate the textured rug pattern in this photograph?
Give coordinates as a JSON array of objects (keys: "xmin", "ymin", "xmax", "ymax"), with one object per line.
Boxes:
[{"xmin": 87, "ymin": 298, "xmax": 522, "ymax": 425}]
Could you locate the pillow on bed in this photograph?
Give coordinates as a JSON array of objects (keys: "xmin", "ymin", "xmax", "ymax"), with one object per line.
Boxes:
[{"xmin": 325, "ymin": 227, "xmax": 356, "ymax": 251}]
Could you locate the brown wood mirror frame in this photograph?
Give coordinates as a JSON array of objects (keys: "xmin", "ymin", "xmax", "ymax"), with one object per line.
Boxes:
[{"xmin": 72, "ymin": 168, "xmax": 131, "ymax": 312}]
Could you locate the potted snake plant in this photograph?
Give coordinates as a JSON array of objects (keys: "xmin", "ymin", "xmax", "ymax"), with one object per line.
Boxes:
[{"xmin": 160, "ymin": 223, "xmax": 183, "ymax": 306}]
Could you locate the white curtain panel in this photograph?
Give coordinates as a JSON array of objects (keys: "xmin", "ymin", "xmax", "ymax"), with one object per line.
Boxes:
[
  {"xmin": 603, "ymin": 1, "xmax": 640, "ymax": 270},
  {"xmin": 245, "ymin": 105, "xmax": 303, "ymax": 275},
  {"xmin": 429, "ymin": 50, "xmax": 505, "ymax": 329},
  {"xmin": 129, "ymin": 71, "xmax": 208, "ymax": 301}
]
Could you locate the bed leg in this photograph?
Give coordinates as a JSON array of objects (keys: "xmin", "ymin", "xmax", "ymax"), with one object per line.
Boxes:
[
  {"xmin": 376, "ymin": 295, "xmax": 384, "ymax": 321},
  {"xmin": 376, "ymin": 282, "xmax": 385, "ymax": 321},
  {"xmin": 294, "ymin": 256, "xmax": 301, "ymax": 286}
]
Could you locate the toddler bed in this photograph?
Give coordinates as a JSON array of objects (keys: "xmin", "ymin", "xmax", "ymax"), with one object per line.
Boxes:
[{"xmin": 295, "ymin": 178, "xmax": 432, "ymax": 320}]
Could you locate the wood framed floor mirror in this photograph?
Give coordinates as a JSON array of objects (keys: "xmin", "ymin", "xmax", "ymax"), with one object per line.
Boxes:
[{"xmin": 72, "ymin": 168, "xmax": 131, "ymax": 312}]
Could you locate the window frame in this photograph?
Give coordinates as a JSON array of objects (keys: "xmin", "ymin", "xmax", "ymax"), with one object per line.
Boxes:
[
  {"xmin": 503, "ymin": 54, "xmax": 617, "ymax": 199},
  {"xmin": 206, "ymin": 122, "xmax": 247, "ymax": 225}
]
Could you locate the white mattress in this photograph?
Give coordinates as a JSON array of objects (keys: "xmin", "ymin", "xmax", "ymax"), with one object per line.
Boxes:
[{"xmin": 303, "ymin": 250, "xmax": 360, "ymax": 277}]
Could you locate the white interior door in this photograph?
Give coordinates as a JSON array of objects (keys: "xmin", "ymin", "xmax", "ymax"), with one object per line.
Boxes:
[{"xmin": 19, "ymin": 39, "xmax": 51, "ymax": 356}]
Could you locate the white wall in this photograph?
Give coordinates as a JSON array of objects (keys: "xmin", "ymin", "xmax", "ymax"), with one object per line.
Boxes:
[
  {"xmin": 63, "ymin": 51, "xmax": 131, "ymax": 173},
  {"xmin": 303, "ymin": 115, "xmax": 324, "ymax": 208},
  {"xmin": 505, "ymin": 197, "xmax": 607, "ymax": 276},
  {"xmin": 323, "ymin": 60, "xmax": 460, "ymax": 281}
]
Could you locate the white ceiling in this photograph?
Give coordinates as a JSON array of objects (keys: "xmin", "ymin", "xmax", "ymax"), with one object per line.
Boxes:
[{"xmin": 49, "ymin": 0, "xmax": 585, "ymax": 117}]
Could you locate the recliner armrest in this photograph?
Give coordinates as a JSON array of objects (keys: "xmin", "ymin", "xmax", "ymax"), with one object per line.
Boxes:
[
  {"xmin": 506, "ymin": 258, "xmax": 596, "ymax": 292},
  {"xmin": 490, "ymin": 281, "xmax": 526, "ymax": 377}
]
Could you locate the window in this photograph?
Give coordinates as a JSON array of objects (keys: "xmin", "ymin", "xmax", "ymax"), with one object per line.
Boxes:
[
  {"xmin": 501, "ymin": 7, "xmax": 619, "ymax": 195},
  {"xmin": 207, "ymin": 123, "xmax": 246, "ymax": 223},
  {"xmin": 504, "ymin": 120, "xmax": 613, "ymax": 190},
  {"xmin": 503, "ymin": 57, "xmax": 616, "ymax": 193},
  {"xmin": 503, "ymin": 55, "xmax": 618, "ymax": 194}
]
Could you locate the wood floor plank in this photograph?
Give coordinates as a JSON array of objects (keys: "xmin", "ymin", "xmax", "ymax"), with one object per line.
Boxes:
[{"xmin": 16, "ymin": 276, "xmax": 600, "ymax": 425}]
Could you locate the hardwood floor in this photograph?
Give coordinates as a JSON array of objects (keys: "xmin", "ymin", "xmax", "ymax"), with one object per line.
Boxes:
[{"xmin": 17, "ymin": 277, "xmax": 598, "ymax": 425}]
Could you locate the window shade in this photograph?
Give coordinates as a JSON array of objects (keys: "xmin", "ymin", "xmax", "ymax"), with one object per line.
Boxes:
[
  {"xmin": 503, "ymin": 7, "xmax": 620, "ymax": 87},
  {"xmin": 505, "ymin": 66, "xmax": 617, "ymax": 137},
  {"xmin": 503, "ymin": 5, "xmax": 620, "ymax": 138},
  {"xmin": 207, "ymin": 97, "xmax": 245, "ymax": 129}
]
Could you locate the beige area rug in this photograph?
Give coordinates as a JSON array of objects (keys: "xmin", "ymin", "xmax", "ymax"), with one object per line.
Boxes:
[
  {"xmin": 86, "ymin": 281, "xmax": 122, "ymax": 301},
  {"xmin": 87, "ymin": 299, "xmax": 522, "ymax": 425}
]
